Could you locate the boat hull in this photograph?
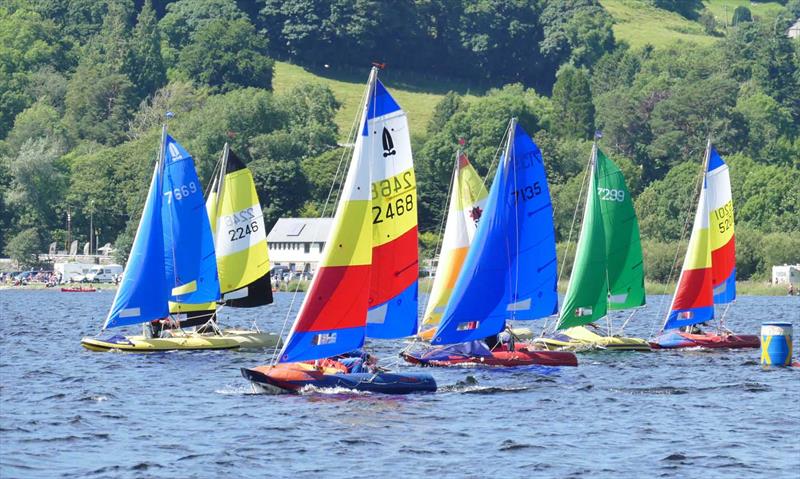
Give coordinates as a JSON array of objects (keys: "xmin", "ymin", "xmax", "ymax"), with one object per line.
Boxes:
[
  {"xmin": 241, "ymin": 363, "xmax": 437, "ymax": 394},
  {"xmin": 61, "ymin": 287, "xmax": 97, "ymax": 292},
  {"xmin": 417, "ymin": 327, "xmax": 533, "ymax": 342},
  {"xmin": 649, "ymin": 331, "xmax": 760, "ymax": 349},
  {"xmin": 80, "ymin": 330, "xmax": 281, "ymax": 352},
  {"xmin": 401, "ymin": 345, "xmax": 578, "ymax": 367},
  {"xmin": 532, "ymin": 326, "xmax": 652, "ymax": 352}
]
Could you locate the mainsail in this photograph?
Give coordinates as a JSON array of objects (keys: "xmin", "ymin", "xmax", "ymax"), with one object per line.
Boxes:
[
  {"xmin": 663, "ymin": 144, "xmax": 735, "ymax": 330},
  {"xmin": 206, "ymin": 144, "xmax": 273, "ymax": 307},
  {"xmin": 104, "ymin": 129, "xmax": 220, "ymax": 328},
  {"xmin": 279, "ymin": 68, "xmax": 419, "ymax": 362},
  {"xmin": 557, "ymin": 146, "xmax": 645, "ymax": 330},
  {"xmin": 365, "ymin": 80, "xmax": 419, "ymax": 338},
  {"xmin": 432, "ymin": 120, "xmax": 558, "ymax": 345},
  {"xmin": 421, "ymin": 151, "xmax": 488, "ymax": 330}
]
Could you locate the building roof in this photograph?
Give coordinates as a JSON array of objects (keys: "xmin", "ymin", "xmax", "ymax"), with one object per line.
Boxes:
[{"xmin": 267, "ymin": 217, "xmax": 334, "ymax": 243}]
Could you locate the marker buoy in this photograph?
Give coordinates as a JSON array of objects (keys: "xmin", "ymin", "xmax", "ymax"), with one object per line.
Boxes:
[{"xmin": 760, "ymin": 322, "xmax": 793, "ymax": 366}]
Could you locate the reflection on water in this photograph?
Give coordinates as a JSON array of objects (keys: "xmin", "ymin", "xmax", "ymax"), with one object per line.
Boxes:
[{"xmin": 0, "ymin": 290, "xmax": 798, "ymax": 478}]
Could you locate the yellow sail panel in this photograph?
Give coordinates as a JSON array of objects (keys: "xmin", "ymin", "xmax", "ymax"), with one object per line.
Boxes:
[
  {"xmin": 169, "ymin": 301, "xmax": 216, "ymax": 313},
  {"xmin": 211, "ymin": 150, "xmax": 271, "ymax": 294},
  {"xmin": 421, "ymin": 152, "xmax": 488, "ymax": 329}
]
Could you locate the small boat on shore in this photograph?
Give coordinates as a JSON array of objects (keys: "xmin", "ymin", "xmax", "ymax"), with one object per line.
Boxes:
[
  {"xmin": 61, "ymin": 286, "xmax": 97, "ymax": 293},
  {"xmin": 649, "ymin": 141, "xmax": 758, "ymax": 350}
]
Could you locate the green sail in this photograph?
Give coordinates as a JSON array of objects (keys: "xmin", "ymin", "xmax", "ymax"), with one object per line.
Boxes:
[
  {"xmin": 557, "ymin": 147, "xmax": 644, "ymax": 330},
  {"xmin": 596, "ymin": 148, "xmax": 645, "ymax": 310},
  {"xmin": 558, "ymin": 153, "xmax": 608, "ymax": 329}
]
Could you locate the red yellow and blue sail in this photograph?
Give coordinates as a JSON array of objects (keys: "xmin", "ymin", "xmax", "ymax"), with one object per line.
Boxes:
[
  {"xmin": 365, "ymin": 80, "xmax": 419, "ymax": 338},
  {"xmin": 664, "ymin": 145, "xmax": 735, "ymax": 330}
]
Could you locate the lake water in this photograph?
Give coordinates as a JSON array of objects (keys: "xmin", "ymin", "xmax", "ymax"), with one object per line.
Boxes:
[{"xmin": 1, "ymin": 290, "xmax": 798, "ymax": 478}]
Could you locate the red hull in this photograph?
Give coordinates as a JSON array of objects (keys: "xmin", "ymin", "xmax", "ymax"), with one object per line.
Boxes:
[
  {"xmin": 650, "ymin": 331, "xmax": 759, "ymax": 349},
  {"xmin": 60, "ymin": 287, "xmax": 97, "ymax": 293},
  {"xmin": 402, "ymin": 344, "xmax": 578, "ymax": 368}
]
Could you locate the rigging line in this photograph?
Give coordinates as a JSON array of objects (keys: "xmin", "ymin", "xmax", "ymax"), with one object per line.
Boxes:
[
  {"xmin": 419, "ymin": 149, "xmax": 458, "ymax": 330},
  {"xmin": 269, "ymin": 68, "xmax": 375, "ymax": 365},
  {"xmin": 648, "ymin": 149, "xmax": 708, "ymax": 340},
  {"xmin": 541, "ymin": 145, "xmax": 592, "ymax": 335}
]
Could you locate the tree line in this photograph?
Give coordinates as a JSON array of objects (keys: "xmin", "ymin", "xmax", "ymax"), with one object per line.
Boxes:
[{"xmin": 1, "ymin": 0, "xmax": 798, "ymax": 282}]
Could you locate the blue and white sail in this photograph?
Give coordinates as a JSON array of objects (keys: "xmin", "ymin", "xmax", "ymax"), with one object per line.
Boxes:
[
  {"xmin": 432, "ymin": 120, "xmax": 558, "ymax": 345},
  {"xmin": 103, "ymin": 130, "xmax": 220, "ymax": 329},
  {"xmin": 161, "ymin": 135, "xmax": 220, "ymax": 305},
  {"xmin": 104, "ymin": 163, "xmax": 170, "ymax": 329}
]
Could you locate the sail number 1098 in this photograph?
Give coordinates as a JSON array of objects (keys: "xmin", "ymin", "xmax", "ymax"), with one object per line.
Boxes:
[{"xmin": 373, "ymin": 194, "xmax": 414, "ymax": 224}]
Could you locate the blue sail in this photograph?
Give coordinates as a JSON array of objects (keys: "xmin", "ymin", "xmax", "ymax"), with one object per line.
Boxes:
[
  {"xmin": 432, "ymin": 123, "xmax": 558, "ymax": 345},
  {"xmin": 161, "ymin": 135, "xmax": 221, "ymax": 304},
  {"xmin": 104, "ymin": 164, "xmax": 170, "ymax": 329}
]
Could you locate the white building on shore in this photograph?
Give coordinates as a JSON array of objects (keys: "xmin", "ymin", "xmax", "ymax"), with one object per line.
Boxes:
[
  {"xmin": 267, "ymin": 218, "xmax": 333, "ymax": 274},
  {"xmin": 771, "ymin": 264, "xmax": 800, "ymax": 286}
]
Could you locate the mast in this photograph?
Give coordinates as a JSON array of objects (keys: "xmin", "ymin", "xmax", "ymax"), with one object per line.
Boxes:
[
  {"xmin": 214, "ymin": 143, "xmax": 230, "ymax": 223},
  {"xmin": 660, "ymin": 138, "xmax": 712, "ymax": 332}
]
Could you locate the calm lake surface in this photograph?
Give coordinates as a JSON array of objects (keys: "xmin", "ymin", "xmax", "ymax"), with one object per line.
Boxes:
[{"xmin": 1, "ymin": 290, "xmax": 798, "ymax": 478}]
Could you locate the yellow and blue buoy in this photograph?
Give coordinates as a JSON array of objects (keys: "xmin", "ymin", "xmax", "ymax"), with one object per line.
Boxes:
[{"xmin": 760, "ymin": 322, "xmax": 793, "ymax": 366}]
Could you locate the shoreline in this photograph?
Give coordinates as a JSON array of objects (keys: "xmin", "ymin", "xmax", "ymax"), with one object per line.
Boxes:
[{"xmin": 1, "ymin": 279, "xmax": 794, "ymax": 297}]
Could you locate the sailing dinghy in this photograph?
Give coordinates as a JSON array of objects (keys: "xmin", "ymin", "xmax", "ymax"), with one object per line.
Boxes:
[
  {"xmin": 81, "ymin": 128, "xmax": 280, "ymax": 352},
  {"xmin": 417, "ymin": 148, "xmax": 533, "ymax": 342},
  {"xmin": 649, "ymin": 142, "xmax": 758, "ymax": 349},
  {"xmin": 534, "ymin": 144, "xmax": 651, "ymax": 351},
  {"xmin": 401, "ymin": 120, "xmax": 577, "ymax": 368},
  {"xmin": 242, "ymin": 67, "xmax": 436, "ymax": 394}
]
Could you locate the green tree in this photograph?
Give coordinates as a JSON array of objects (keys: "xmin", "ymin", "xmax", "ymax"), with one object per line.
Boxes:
[
  {"xmin": 63, "ymin": 63, "xmax": 137, "ymax": 145},
  {"xmin": 6, "ymin": 138, "xmax": 67, "ymax": 231},
  {"xmin": 6, "ymin": 100, "xmax": 69, "ymax": 153},
  {"xmin": 130, "ymin": 0, "xmax": 166, "ymax": 100},
  {"xmin": 732, "ymin": 6, "xmax": 752, "ymax": 26},
  {"xmin": 5, "ymin": 227, "xmax": 42, "ymax": 268},
  {"xmin": 175, "ymin": 18, "xmax": 273, "ymax": 92},
  {"xmin": 427, "ymin": 92, "xmax": 464, "ymax": 135},
  {"xmin": 551, "ymin": 65, "xmax": 594, "ymax": 139},
  {"xmin": 250, "ymin": 158, "xmax": 308, "ymax": 229},
  {"xmin": 159, "ymin": 0, "xmax": 247, "ymax": 55},
  {"xmin": 635, "ymin": 161, "xmax": 701, "ymax": 241}
]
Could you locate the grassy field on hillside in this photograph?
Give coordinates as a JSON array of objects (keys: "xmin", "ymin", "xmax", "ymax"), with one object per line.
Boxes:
[
  {"xmin": 599, "ymin": 0, "xmax": 785, "ymax": 49},
  {"xmin": 273, "ymin": 61, "xmax": 483, "ymax": 141}
]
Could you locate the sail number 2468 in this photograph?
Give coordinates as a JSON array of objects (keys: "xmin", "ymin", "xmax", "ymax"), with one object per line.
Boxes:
[{"xmin": 373, "ymin": 194, "xmax": 414, "ymax": 224}]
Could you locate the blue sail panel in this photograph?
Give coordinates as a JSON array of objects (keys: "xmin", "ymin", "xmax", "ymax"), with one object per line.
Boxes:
[
  {"xmin": 362, "ymin": 79, "xmax": 402, "ymax": 136},
  {"xmin": 161, "ymin": 135, "xmax": 221, "ymax": 304},
  {"xmin": 432, "ymin": 123, "xmax": 558, "ymax": 345},
  {"xmin": 104, "ymin": 165, "xmax": 170, "ymax": 328},
  {"xmin": 366, "ymin": 281, "xmax": 418, "ymax": 338}
]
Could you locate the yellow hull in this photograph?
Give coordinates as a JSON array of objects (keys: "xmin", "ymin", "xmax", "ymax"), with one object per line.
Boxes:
[
  {"xmin": 416, "ymin": 327, "xmax": 533, "ymax": 342},
  {"xmin": 81, "ymin": 330, "xmax": 281, "ymax": 352},
  {"xmin": 532, "ymin": 326, "xmax": 651, "ymax": 352}
]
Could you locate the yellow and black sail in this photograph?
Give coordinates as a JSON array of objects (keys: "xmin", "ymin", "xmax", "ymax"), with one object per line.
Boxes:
[{"xmin": 206, "ymin": 145, "xmax": 273, "ymax": 307}]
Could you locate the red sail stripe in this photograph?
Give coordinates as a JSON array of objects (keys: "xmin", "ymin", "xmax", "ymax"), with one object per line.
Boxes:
[
  {"xmin": 293, "ymin": 264, "xmax": 371, "ymax": 332},
  {"xmin": 369, "ymin": 226, "xmax": 419, "ymax": 307},
  {"xmin": 711, "ymin": 234, "xmax": 735, "ymax": 286},
  {"xmin": 672, "ymin": 267, "xmax": 714, "ymax": 311}
]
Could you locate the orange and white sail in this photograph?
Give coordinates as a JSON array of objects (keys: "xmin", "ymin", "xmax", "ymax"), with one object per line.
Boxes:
[{"xmin": 421, "ymin": 152, "xmax": 488, "ymax": 333}]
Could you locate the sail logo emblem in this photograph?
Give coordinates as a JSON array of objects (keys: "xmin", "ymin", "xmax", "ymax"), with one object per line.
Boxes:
[
  {"xmin": 382, "ymin": 128, "xmax": 396, "ymax": 158},
  {"xmin": 168, "ymin": 143, "xmax": 183, "ymax": 162},
  {"xmin": 574, "ymin": 307, "xmax": 593, "ymax": 316},
  {"xmin": 469, "ymin": 206, "xmax": 483, "ymax": 225}
]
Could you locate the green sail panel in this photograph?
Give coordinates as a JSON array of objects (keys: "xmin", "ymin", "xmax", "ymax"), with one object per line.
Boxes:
[
  {"xmin": 558, "ymin": 157, "xmax": 608, "ymax": 329},
  {"xmin": 596, "ymin": 148, "xmax": 645, "ymax": 310}
]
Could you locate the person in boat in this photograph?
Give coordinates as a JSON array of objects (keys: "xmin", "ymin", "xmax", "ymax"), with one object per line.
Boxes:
[
  {"xmin": 680, "ymin": 323, "xmax": 705, "ymax": 334},
  {"xmin": 335, "ymin": 350, "xmax": 380, "ymax": 374}
]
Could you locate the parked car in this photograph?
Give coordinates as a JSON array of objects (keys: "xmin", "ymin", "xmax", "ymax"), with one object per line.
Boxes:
[{"xmin": 83, "ymin": 265, "xmax": 124, "ymax": 283}]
